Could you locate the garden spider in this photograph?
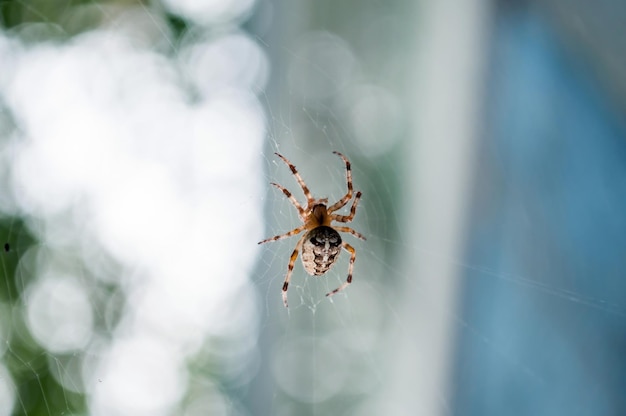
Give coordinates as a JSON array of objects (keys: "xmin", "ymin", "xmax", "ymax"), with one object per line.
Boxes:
[{"xmin": 259, "ymin": 151, "xmax": 365, "ymax": 307}]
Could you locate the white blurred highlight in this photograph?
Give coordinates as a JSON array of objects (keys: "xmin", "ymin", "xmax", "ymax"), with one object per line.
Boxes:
[
  {"xmin": 181, "ymin": 31, "xmax": 269, "ymax": 95},
  {"xmin": 26, "ymin": 274, "xmax": 93, "ymax": 353},
  {"xmin": 0, "ymin": 365, "xmax": 15, "ymax": 416},
  {"xmin": 92, "ymin": 338, "xmax": 187, "ymax": 416},
  {"xmin": 162, "ymin": 0, "xmax": 256, "ymax": 26},
  {"xmin": 1, "ymin": 8, "xmax": 265, "ymax": 413}
]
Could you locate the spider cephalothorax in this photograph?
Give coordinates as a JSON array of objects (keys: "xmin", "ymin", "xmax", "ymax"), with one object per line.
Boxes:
[{"xmin": 258, "ymin": 151, "xmax": 365, "ymax": 307}]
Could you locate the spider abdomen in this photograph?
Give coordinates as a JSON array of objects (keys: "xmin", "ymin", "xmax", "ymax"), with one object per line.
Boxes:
[{"xmin": 301, "ymin": 226, "xmax": 342, "ymax": 276}]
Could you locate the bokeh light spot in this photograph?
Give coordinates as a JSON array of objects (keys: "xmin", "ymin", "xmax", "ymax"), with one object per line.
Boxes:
[{"xmin": 26, "ymin": 274, "xmax": 93, "ymax": 353}]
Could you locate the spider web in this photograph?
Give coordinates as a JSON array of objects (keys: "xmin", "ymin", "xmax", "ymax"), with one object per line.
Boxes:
[
  {"xmin": 244, "ymin": 2, "xmax": 626, "ymax": 415},
  {"xmin": 2, "ymin": 1, "xmax": 626, "ymax": 416}
]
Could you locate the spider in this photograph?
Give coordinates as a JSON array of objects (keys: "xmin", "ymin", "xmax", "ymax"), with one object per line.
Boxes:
[{"xmin": 259, "ymin": 151, "xmax": 365, "ymax": 307}]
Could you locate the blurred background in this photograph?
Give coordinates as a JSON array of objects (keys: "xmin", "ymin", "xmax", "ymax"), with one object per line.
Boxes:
[{"xmin": 1, "ymin": 0, "xmax": 626, "ymax": 415}]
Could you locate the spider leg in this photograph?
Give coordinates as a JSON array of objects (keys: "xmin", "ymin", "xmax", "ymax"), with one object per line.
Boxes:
[
  {"xmin": 282, "ymin": 236, "xmax": 305, "ymax": 308},
  {"xmin": 258, "ymin": 225, "xmax": 306, "ymax": 245},
  {"xmin": 333, "ymin": 226, "xmax": 366, "ymax": 241},
  {"xmin": 275, "ymin": 153, "xmax": 315, "ymax": 207},
  {"xmin": 328, "ymin": 151, "xmax": 354, "ymax": 213},
  {"xmin": 271, "ymin": 182, "xmax": 305, "ymax": 220},
  {"xmin": 326, "ymin": 242, "xmax": 356, "ymax": 298},
  {"xmin": 330, "ymin": 191, "xmax": 362, "ymax": 223}
]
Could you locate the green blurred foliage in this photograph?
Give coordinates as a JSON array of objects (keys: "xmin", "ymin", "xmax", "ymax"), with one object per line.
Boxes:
[
  {"xmin": 0, "ymin": 219, "xmax": 34, "ymax": 302},
  {"xmin": 1, "ymin": 218, "xmax": 88, "ymax": 415},
  {"xmin": 0, "ymin": 0, "xmax": 155, "ymax": 38},
  {"xmin": 1, "ymin": 0, "xmax": 90, "ymax": 27}
]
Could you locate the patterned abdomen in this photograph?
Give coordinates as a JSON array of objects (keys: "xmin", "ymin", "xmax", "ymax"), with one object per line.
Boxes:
[{"xmin": 301, "ymin": 226, "xmax": 342, "ymax": 276}]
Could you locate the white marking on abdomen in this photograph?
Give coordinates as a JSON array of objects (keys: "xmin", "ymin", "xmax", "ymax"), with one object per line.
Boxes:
[{"xmin": 322, "ymin": 241, "xmax": 330, "ymax": 263}]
